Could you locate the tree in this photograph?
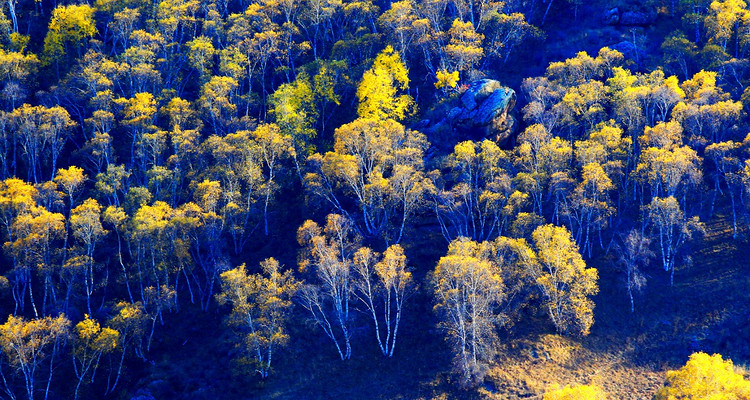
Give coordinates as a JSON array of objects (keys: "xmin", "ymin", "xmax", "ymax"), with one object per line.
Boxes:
[
  {"xmin": 705, "ymin": 0, "xmax": 750, "ymax": 53},
  {"xmin": 6, "ymin": 205, "xmax": 65, "ymax": 317},
  {"xmin": 306, "ymin": 117, "xmax": 431, "ymax": 242},
  {"xmin": 129, "ymin": 200, "xmax": 175, "ymax": 304},
  {"xmin": 433, "ymin": 237, "xmax": 504, "ymax": 386},
  {"xmin": 514, "ymin": 124, "xmax": 572, "ymax": 217},
  {"xmin": 639, "ymin": 121, "xmax": 683, "ymax": 150},
  {"xmin": 481, "ymin": 9, "xmax": 539, "ymax": 65},
  {"xmin": 671, "ymin": 72, "xmax": 742, "ymax": 144},
  {"xmin": 646, "ymin": 196, "xmax": 704, "ymax": 286},
  {"xmin": 120, "ymin": 30, "xmax": 163, "ymax": 95},
  {"xmin": 119, "ymin": 92, "xmax": 157, "ymax": 181},
  {"xmin": 297, "ymin": 214, "xmax": 359, "ymax": 360},
  {"xmin": 203, "ymin": 130, "xmax": 264, "ymax": 253},
  {"xmin": 70, "ymin": 199, "xmax": 107, "ymax": 315},
  {"xmin": 95, "ymin": 164, "xmax": 130, "ymax": 207},
  {"xmin": 0, "ymin": 49, "xmax": 39, "ymax": 110},
  {"xmin": 521, "ymin": 224, "xmax": 599, "ymax": 335},
  {"xmin": 11, "ymin": 105, "xmax": 75, "ymax": 184},
  {"xmin": 435, "ymin": 69, "xmax": 459, "ymax": 91},
  {"xmin": 249, "ymin": 123, "xmax": 294, "ymax": 235},
  {"xmin": 569, "ymin": 161, "xmax": 615, "ymax": 257},
  {"xmin": 378, "ymin": 0, "xmax": 419, "ymax": 60},
  {"xmin": 106, "ymin": 302, "xmax": 147, "ymax": 394},
  {"xmin": 54, "ymin": 166, "xmax": 86, "ymax": 215},
  {"xmin": 42, "ymin": 5, "xmax": 97, "ymax": 68},
  {"xmin": 356, "ymin": 45, "xmax": 414, "ymax": 121},
  {"xmin": 661, "ymin": 33, "xmax": 697, "ymax": 80},
  {"xmin": 187, "ymin": 36, "xmax": 216, "ymax": 83},
  {"xmin": 705, "ymin": 140, "xmax": 742, "ymax": 235},
  {"xmin": 543, "ymin": 384, "xmax": 608, "ymax": 400},
  {"xmin": 655, "ymin": 352, "xmax": 750, "ymax": 399},
  {"xmin": 142, "ymin": 285, "xmax": 175, "ymax": 351},
  {"xmin": 269, "ymin": 73, "xmax": 317, "ymax": 162},
  {"xmin": 433, "ymin": 140, "xmax": 513, "ymax": 242},
  {"xmin": 299, "ymin": 0, "xmax": 341, "ymax": 59},
  {"xmin": 199, "ymin": 76, "xmax": 238, "ymax": 134},
  {"xmin": 351, "ymin": 244, "xmax": 413, "ymax": 357},
  {"xmin": 636, "ymin": 143, "xmax": 702, "ymax": 204},
  {"xmin": 615, "ymin": 229, "xmax": 652, "ymax": 313},
  {"xmin": 109, "ymin": 8, "xmax": 140, "ymax": 52},
  {"xmin": 558, "ymin": 80, "xmax": 608, "ymax": 134},
  {"xmin": 444, "ymin": 19, "xmax": 484, "ymax": 76},
  {"xmin": 72, "ymin": 315, "xmax": 118, "ymax": 400},
  {"xmin": 216, "ymin": 259, "xmax": 299, "ymax": 378},
  {"xmin": 0, "ymin": 315, "xmax": 70, "ymax": 400}
]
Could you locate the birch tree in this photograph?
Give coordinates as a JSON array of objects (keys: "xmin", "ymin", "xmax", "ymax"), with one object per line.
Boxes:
[
  {"xmin": 0, "ymin": 315, "xmax": 70, "ymax": 400},
  {"xmin": 521, "ymin": 224, "xmax": 599, "ymax": 335},
  {"xmin": 217, "ymin": 259, "xmax": 299, "ymax": 378},
  {"xmin": 297, "ymin": 214, "xmax": 359, "ymax": 360},
  {"xmin": 72, "ymin": 315, "xmax": 119, "ymax": 400},
  {"xmin": 433, "ymin": 237, "xmax": 504, "ymax": 386},
  {"xmin": 616, "ymin": 229, "xmax": 652, "ymax": 313},
  {"xmin": 352, "ymin": 244, "xmax": 413, "ymax": 357},
  {"xmin": 646, "ymin": 196, "xmax": 704, "ymax": 286}
]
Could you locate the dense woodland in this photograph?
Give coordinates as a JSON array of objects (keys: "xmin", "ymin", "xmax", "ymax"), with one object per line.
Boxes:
[{"xmin": 0, "ymin": 0, "xmax": 748, "ymax": 397}]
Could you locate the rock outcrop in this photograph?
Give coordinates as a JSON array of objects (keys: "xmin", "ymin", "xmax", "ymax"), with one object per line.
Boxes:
[
  {"xmin": 421, "ymin": 79, "xmax": 517, "ymax": 149},
  {"xmin": 602, "ymin": 6, "xmax": 657, "ymax": 26}
]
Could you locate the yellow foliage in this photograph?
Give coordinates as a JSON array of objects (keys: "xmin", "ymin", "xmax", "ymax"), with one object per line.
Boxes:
[
  {"xmin": 0, "ymin": 314, "xmax": 71, "ymax": 368},
  {"xmin": 75, "ymin": 315, "xmax": 119, "ymax": 353},
  {"xmin": 444, "ymin": 19, "xmax": 484, "ymax": 74},
  {"xmin": 71, "ymin": 198, "xmax": 106, "ymax": 248},
  {"xmin": 54, "ymin": 165, "xmax": 86, "ymax": 197},
  {"xmin": 435, "ymin": 69, "xmax": 459, "ymax": 90},
  {"xmin": 43, "ymin": 4, "xmax": 97, "ymax": 64},
  {"xmin": 433, "ymin": 237, "xmax": 504, "ymax": 384},
  {"xmin": 356, "ymin": 45, "xmax": 414, "ymax": 121},
  {"xmin": 656, "ymin": 352, "xmax": 750, "ymax": 400},
  {"xmin": 528, "ymin": 224, "xmax": 599, "ymax": 335}
]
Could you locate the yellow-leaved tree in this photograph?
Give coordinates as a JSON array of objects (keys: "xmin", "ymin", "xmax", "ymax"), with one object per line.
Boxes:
[
  {"xmin": 433, "ymin": 237, "xmax": 504, "ymax": 386},
  {"xmin": 516, "ymin": 224, "xmax": 599, "ymax": 335},
  {"xmin": 0, "ymin": 315, "xmax": 71, "ymax": 400},
  {"xmin": 444, "ymin": 19, "xmax": 483, "ymax": 77},
  {"xmin": 356, "ymin": 45, "xmax": 414, "ymax": 121},
  {"xmin": 435, "ymin": 69, "xmax": 459, "ymax": 91},
  {"xmin": 352, "ymin": 244, "xmax": 413, "ymax": 358},
  {"xmin": 656, "ymin": 352, "xmax": 750, "ymax": 399},
  {"xmin": 72, "ymin": 315, "xmax": 119, "ymax": 400},
  {"xmin": 305, "ymin": 117, "xmax": 432, "ymax": 243},
  {"xmin": 42, "ymin": 4, "xmax": 97, "ymax": 67},
  {"xmin": 217, "ymin": 259, "xmax": 299, "ymax": 379},
  {"xmin": 296, "ymin": 214, "xmax": 359, "ymax": 360}
]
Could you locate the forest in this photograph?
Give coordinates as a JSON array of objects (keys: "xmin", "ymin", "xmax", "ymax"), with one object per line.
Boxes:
[{"xmin": 0, "ymin": 0, "xmax": 748, "ymax": 397}]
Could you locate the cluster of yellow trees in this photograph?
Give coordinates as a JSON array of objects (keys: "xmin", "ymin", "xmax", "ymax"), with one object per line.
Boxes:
[
  {"xmin": 0, "ymin": 41, "xmax": 742, "ymax": 399},
  {"xmin": 0, "ymin": 0, "xmax": 747, "ymax": 396}
]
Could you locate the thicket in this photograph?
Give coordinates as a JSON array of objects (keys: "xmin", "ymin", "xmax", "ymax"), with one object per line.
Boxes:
[{"xmin": 0, "ymin": 0, "xmax": 747, "ymax": 397}]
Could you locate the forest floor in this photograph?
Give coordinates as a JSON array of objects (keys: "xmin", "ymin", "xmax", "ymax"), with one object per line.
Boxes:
[
  {"xmin": 120, "ymin": 205, "xmax": 750, "ymax": 400},
  {"xmin": 482, "ymin": 207, "xmax": 750, "ymax": 400}
]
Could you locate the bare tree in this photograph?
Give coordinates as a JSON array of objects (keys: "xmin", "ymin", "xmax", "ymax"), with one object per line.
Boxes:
[{"xmin": 616, "ymin": 229, "xmax": 652, "ymax": 313}]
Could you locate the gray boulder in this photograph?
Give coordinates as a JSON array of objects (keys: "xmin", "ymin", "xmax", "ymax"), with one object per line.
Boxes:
[
  {"xmin": 602, "ymin": 6, "xmax": 657, "ymax": 26},
  {"xmin": 433, "ymin": 79, "xmax": 517, "ymax": 145}
]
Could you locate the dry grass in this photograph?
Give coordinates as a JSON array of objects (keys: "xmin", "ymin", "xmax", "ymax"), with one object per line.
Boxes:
[
  {"xmin": 481, "ymin": 334, "xmax": 663, "ymax": 399},
  {"xmin": 477, "ymin": 208, "xmax": 750, "ymax": 400}
]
